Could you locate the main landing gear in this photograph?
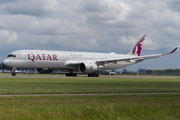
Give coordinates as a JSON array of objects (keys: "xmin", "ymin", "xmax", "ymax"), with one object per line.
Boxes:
[
  {"xmin": 66, "ymin": 73, "xmax": 77, "ymax": 77},
  {"xmin": 65, "ymin": 72, "xmax": 99, "ymax": 77},
  {"xmin": 88, "ymin": 73, "xmax": 99, "ymax": 77}
]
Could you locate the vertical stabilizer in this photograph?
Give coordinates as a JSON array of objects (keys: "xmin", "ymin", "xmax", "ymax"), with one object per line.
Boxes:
[{"xmin": 128, "ymin": 33, "xmax": 146, "ymax": 56}]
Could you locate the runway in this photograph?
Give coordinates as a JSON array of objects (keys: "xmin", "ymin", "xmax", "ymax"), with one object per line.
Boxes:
[
  {"xmin": 0, "ymin": 75, "xmax": 180, "ymax": 79},
  {"xmin": 0, "ymin": 92, "xmax": 180, "ymax": 97}
]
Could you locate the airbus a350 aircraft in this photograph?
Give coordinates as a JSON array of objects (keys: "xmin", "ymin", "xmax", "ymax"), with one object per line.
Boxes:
[{"xmin": 3, "ymin": 34, "xmax": 178, "ymax": 77}]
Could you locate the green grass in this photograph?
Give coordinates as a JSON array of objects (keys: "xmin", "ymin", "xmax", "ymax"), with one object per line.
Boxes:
[
  {"xmin": 0, "ymin": 95, "xmax": 180, "ymax": 120},
  {"xmin": 0, "ymin": 77, "xmax": 180, "ymax": 119},
  {"xmin": 0, "ymin": 77, "xmax": 180, "ymax": 94}
]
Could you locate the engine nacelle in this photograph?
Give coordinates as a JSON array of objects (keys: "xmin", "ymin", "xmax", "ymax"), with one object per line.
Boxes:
[
  {"xmin": 37, "ymin": 68, "xmax": 54, "ymax": 74},
  {"xmin": 78, "ymin": 62, "xmax": 97, "ymax": 73}
]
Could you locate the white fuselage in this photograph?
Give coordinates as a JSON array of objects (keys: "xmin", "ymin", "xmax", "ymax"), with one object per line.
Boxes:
[
  {"xmin": 3, "ymin": 50, "xmax": 138, "ymax": 70},
  {"xmin": 3, "ymin": 33, "xmax": 178, "ymax": 77}
]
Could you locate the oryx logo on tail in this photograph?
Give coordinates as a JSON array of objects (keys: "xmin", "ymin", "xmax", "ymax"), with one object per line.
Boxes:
[
  {"xmin": 128, "ymin": 34, "xmax": 146, "ymax": 56},
  {"xmin": 132, "ymin": 35, "xmax": 146, "ymax": 56}
]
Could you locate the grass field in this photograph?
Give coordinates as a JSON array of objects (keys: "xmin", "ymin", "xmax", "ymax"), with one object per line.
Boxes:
[
  {"xmin": 0, "ymin": 95, "xmax": 180, "ymax": 120},
  {"xmin": 0, "ymin": 76, "xmax": 180, "ymax": 119},
  {"xmin": 0, "ymin": 77, "xmax": 180, "ymax": 94}
]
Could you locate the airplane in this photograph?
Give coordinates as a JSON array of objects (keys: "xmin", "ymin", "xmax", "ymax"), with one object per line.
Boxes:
[{"xmin": 3, "ymin": 33, "xmax": 178, "ymax": 77}]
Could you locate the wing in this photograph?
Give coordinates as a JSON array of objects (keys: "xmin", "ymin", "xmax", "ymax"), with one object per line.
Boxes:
[
  {"xmin": 64, "ymin": 47, "xmax": 178, "ymax": 68},
  {"xmin": 96, "ymin": 47, "xmax": 178, "ymax": 66}
]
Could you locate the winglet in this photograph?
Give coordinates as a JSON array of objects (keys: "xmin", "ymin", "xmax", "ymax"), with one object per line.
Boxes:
[
  {"xmin": 170, "ymin": 47, "xmax": 178, "ymax": 54},
  {"xmin": 163, "ymin": 47, "xmax": 178, "ymax": 55}
]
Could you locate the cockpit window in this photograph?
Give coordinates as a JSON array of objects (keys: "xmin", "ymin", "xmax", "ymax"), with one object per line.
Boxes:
[{"xmin": 7, "ymin": 54, "xmax": 16, "ymax": 58}]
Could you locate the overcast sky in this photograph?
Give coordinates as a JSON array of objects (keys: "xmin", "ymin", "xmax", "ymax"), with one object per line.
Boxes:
[{"xmin": 0, "ymin": 0, "xmax": 179, "ymax": 71}]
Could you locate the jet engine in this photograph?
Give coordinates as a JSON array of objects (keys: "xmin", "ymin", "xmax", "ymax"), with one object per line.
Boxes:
[
  {"xmin": 37, "ymin": 68, "xmax": 54, "ymax": 74},
  {"xmin": 78, "ymin": 62, "xmax": 97, "ymax": 73}
]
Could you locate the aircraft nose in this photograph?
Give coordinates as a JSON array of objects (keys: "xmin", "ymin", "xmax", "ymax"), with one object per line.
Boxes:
[{"xmin": 3, "ymin": 59, "xmax": 11, "ymax": 66}]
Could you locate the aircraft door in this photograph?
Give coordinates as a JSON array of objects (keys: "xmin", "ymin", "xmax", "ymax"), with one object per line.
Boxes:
[
  {"xmin": 59, "ymin": 54, "xmax": 66, "ymax": 61},
  {"xmin": 22, "ymin": 53, "xmax": 26, "ymax": 60}
]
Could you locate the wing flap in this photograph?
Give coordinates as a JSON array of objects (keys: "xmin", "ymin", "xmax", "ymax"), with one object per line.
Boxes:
[{"xmin": 96, "ymin": 56, "xmax": 137, "ymax": 65}]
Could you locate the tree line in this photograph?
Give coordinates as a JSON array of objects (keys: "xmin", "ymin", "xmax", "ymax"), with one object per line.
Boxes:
[{"xmin": 146, "ymin": 69, "xmax": 180, "ymax": 74}]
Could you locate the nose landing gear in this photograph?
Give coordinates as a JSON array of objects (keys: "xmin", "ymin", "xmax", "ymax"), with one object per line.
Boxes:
[
  {"xmin": 12, "ymin": 67, "xmax": 17, "ymax": 76},
  {"xmin": 12, "ymin": 73, "xmax": 17, "ymax": 76}
]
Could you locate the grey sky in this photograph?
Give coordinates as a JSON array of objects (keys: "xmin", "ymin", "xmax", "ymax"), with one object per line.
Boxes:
[{"xmin": 0, "ymin": 0, "xmax": 179, "ymax": 71}]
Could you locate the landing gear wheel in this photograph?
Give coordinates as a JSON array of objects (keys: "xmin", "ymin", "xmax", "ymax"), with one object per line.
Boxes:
[
  {"xmin": 66, "ymin": 73, "xmax": 69, "ymax": 76},
  {"xmin": 88, "ymin": 73, "xmax": 99, "ymax": 77},
  {"xmin": 88, "ymin": 73, "xmax": 91, "ymax": 77},
  {"xmin": 66, "ymin": 73, "xmax": 77, "ymax": 77},
  {"xmin": 12, "ymin": 73, "xmax": 17, "ymax": 76}
]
